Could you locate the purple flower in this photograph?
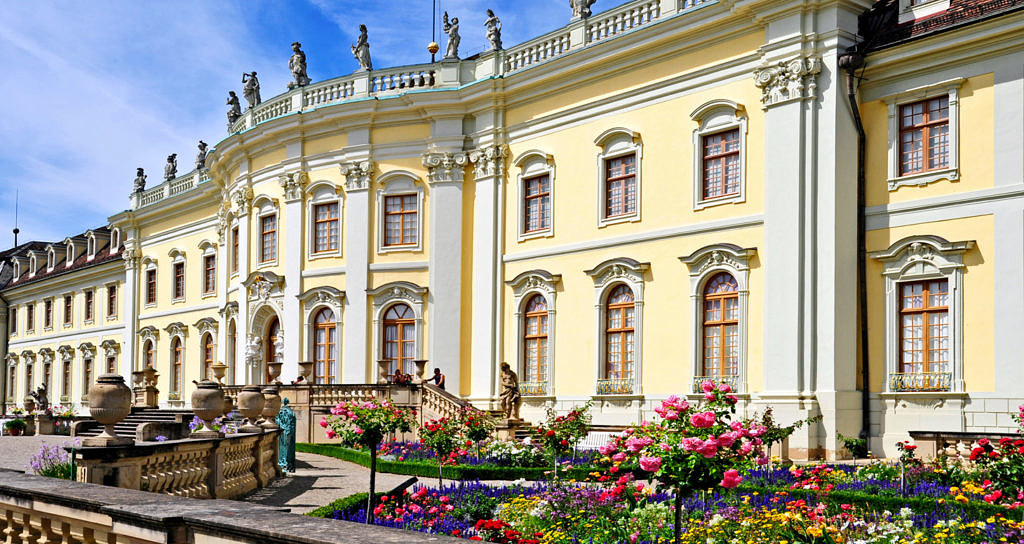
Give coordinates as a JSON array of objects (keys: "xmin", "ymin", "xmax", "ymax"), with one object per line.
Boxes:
[{"xmin": 154, "ymin": 435, "xmax": 168, "ymax": 442}]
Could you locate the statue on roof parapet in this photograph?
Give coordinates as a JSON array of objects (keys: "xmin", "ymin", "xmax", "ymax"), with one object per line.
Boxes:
[
  {"xmin": 351, "ymin": 24, "xmax": 372, "ymax": 71},
  {"xmin": 442, "ymin": 12, "xmax": 460, "ymax": 60},
  {"xmin": 195, "ymin": 141, "xmax": 209, "ymax": 170},
  {"xmin": 571, "ymin": 0, "xmax": 596, "ymax": 18},
  {"xmin": 226, "ymin": 91, "xmax": 242, "ymax": 124},
  {"xmin": 242, "ymin": 71, "xmax": 261, "ymax": 108},
  {"xmin": 485, "ymin": 9, "xmax": 502, "ymax": 51},
  {"xmin": 288, "ymin": 42, "xmax": 311, "ymax": 89},
  {"xmin": 164, "ymin": 154, "xmax": 177, "ymax": 182},
  {"xmin": 133, "ymin": 168, "xmax": 147, "ymax": 193}
]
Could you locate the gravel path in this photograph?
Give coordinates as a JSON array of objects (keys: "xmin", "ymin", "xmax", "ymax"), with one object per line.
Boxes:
[{"xmin": 0, "ymin": 435, "xmax": 79, "ymax": 472}]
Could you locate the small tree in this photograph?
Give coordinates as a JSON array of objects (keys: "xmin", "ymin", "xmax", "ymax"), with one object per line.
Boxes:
[
  {"xmin": 600, "ymin": 382, "xmax": 766, "ymax": 543},
  {"xmin": 460, "ymin": 406, "xmax": 495, "ymax": 456},
  {"xmin": 321, "ymin": 398, "xmax": 416, "ymax": 523},
  {"xmin": 534, "ymin": 401, "xmax": 592, "ymax": 478},
  {"xmin": 420, "ymin": 417, "xmax": 465, "ymax": 486}
]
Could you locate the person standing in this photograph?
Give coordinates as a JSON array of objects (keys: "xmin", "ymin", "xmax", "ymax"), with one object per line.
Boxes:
[{"xmin": 431, "ymin": 368, "xmax": 446, "ymax": 390}]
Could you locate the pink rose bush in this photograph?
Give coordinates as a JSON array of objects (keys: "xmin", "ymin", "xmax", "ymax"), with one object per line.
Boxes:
[{"xmin": 599, "ymin": 381, "xmax": 766, "ymax": 542}]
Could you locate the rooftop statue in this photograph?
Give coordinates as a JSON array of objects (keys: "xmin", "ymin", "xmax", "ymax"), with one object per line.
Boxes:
[
  {"xmin": 351, "ymin": 24, "xmax": 372, "ymax": 71},
  {"xmin": 242, "ymin": 71, "xmax": 261, "ymax": 108},
  {"xmin": 571, "ymin": 0, "xmax": 596, "ymax": 18},
  {"xmin": 442, "ymin": 12, "xmax": 460, "ymax": 60},
  {"xmin": 164, "ymin": 154, "xmax": 178, "ymax": 181},
  {"xmin": 226, "ymin": 91, "xmax": 242, "ymax": 124},
  {"xmin": 133, "ymin": 168, "xmax": 147, "ymax": 193},
  {"xmin": 288, "ymin": 42, "xmax": 311, "ymax": 89},
  {"xmin": 195, "ymin": 140, "xmax": 208, "ymax": 170},
  {"xmin": 485, "ymin": 9, "xmax": 502, "ymax": 51}
]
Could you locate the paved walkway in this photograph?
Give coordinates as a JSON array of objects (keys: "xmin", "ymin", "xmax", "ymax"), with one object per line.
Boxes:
[{"xmin": 0, "ymin": 435, "xmax": 78, "ymax": 472}]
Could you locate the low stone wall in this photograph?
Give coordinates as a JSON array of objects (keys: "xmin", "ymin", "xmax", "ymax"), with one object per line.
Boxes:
[
  {"xmin": 0, "ymin": 469, "xmax": 465, "ymax": 544},
  {"xmin": 72, "ymin": 430, "xmax": 280, "ymax": 500}
]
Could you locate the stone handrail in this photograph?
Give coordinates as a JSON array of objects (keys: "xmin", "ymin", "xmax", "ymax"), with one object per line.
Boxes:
[
  {"xmin": 0, "ymin": 469, "xmax": 466, "ymax": 544},
  {"xmin": 421, "ymin": 383, "xmax": 470, "ymax": 422},
  {"xmin": 586, "ymin": 0, "xmax": 661, "ymax": 44},
  {"xmin": 371, "ymin": 66, "xmax": 437, "ymax": 94},
  {"xmin": 503, "ymin": 30, "xmax": 572, "ymax": 73},
  {"xmin": 131, "ymin": 168, "xmax": 212, "ymax": 210},
  {"xmin": 909, "ymin": 430, "xmax": 1021, "ymax": 459}
]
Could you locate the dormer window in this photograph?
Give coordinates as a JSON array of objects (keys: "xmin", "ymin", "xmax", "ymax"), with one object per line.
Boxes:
[
  {"xmin": 898, "ymin": 0, "xmax": 950, "ymax": 23},
  {"xmin": 47, "ymin": 250, "xmax": 55, "ymax": 271},
  {"xmin": 28, "ymin": 255, "xmax": 37, "ymax": 277},
  {"xmin": 110, "ymin": 228, "xmax": 121, "ymax": 253},
  {"xmin": 86, "ymin": 236, "xmax": 96, "ymax": 260},
  {"xmin": 65, "ymin": 242, "xmax": 75, "ymax": 267}
]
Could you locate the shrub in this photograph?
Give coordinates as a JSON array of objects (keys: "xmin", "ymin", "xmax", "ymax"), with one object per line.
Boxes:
[
  {"xmin": 28, "ymin": 441, "xmax": 76, "ymax": 480},
  {"xmin": 5, "ymin": 418, "xmax": 26, "ymax": 431}
]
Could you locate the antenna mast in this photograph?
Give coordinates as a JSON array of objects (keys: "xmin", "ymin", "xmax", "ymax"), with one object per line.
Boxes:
[{"xmin": 12, "ymin": 188, "xmax": 19, "ymax": 247}]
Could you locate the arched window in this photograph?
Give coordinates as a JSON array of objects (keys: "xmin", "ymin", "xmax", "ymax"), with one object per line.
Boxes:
[
  {"xmin": 144, "ymin": 340, "xmax": 154, "ymax": 368},
  {"xmin": 522, "ymin": 295, "xmax": 548, "ymax": 385},
  {"xmin": 265, "ymin": 317, "xmax": 280, "ymax": 383},
  {"xmin": 702, "ymin": 272, "xmax": 739, "ymax": 379},
  {"xmin": 313, "ymin": 308, "xmax": 337, "ymax": 384},
  {"xmin": 171, "ymin": 338, "xmax": 183, "ymax": 395},
  {"xmin": 604, "ymin": 285, "xmax": 635, "ymax": 382},
  {"xmin": 382, "ymin": 304, "xmax": 415, "ymax": 376},
  {"xmin": 202, "ymin": 333, "xmax": 214, "ymax": 381}
]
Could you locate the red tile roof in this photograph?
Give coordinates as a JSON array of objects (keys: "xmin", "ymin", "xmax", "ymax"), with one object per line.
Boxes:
[{"xmin": 866, "ymin": 0, "xmax": 1024, "ymax": 50}]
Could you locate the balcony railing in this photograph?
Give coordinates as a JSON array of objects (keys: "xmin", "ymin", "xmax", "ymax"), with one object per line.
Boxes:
[
  {"xmin": 131, "ymin": 168, "xmax": 212, "ymax": 210},
  {"xmin": 888, "ymin": 372, "xmax": 952, "ymax": 392},
  {"xmin": 520, "ymin": 381, "xmax": 548, "ymax": 396},
  {"xmin": 596, "ymin": 378, "xmax": 634, "ymax": 395},
  {"xmin": 691, "ymin": 375, "xmax": 740, "ymax": 393}
]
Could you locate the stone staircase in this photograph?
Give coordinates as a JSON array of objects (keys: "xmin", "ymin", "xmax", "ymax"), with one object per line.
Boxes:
[{"xmin": 73, "ymin": 407, "xmax": 194, "ymax": 441}]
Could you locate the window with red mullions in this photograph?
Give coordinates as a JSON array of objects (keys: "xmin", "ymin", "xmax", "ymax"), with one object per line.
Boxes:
[
  {"xmin": 261, "ymin": 215, "xmax": 277, "ymax": 262},
  {"xmin": 523, "ymin": 175, "xmax": 550, "ymax": 233},
  {"xmin": 146, "ymin": 270, "xmax": 157, "ymax": 304},
  {"xmin": 702, "ymin": 129, "xmax": 741, "ymax": 200},
  {"xmin": 899, "ymin": 96, "xmax": 949, "ymax": 176},
  {"xmin": 384, "ymin": 195, "xmax": 417, "ymax": 247},
  {"xmin": 605, "ymin": 154, "xmax": 636, "ymax": 218},
  {"xmin": 314, "ymin": 203, "xmax": 339, "ymax": 253},
  {"xmin": 203, "ymin": 255, "xmax": 216, "ymax": 294},
  {"xmin": 173, "ymin": 262, "xmax": 184, "ymax": 299}
]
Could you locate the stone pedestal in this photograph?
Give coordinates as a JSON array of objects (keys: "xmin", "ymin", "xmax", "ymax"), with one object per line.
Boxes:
[
  {"xmin": 495, "ymin": 418, "xmax": 524, "ymax": 441},
  {"xmin": 133, "ymin": 386, "xmax": 159, "ymax": 408},
  {"xmin": 35, "ymin": 413, "xmax": 55, "ymax": 435}
]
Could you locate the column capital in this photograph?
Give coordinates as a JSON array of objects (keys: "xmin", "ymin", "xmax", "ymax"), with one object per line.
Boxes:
[
  {"xmin": 278, "ymin": 171, "xmax": 309, "ymax": 202},
  {"xmin": 121, "ymin": 247, "xmax": 141, "ymax": 270},
  {"xmin": 753, "ymin": 55, "xmax": 822, "ymax": 109},
  {"xmin": 339, "ymin": 160, "xmax": 375, "ymax": 192},
  {"xmin": 422, "ymin": 151, "xmax": 468, "ymax": 185},
  {"xmin": 232, "ymin": 186, "xmax": 254, "ymax": 212},
  {"xmin": 468, "ymin": 144, "xmax": 508, "ymax": 179}
]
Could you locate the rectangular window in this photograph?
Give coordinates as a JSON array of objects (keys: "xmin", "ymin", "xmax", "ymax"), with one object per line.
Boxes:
[
  {"xmin": 203, "ymin": 255, "xmax": 216, "ymax": 294},
  {"xmin": 26, "ymin": 303, "xmax": 34, "ymax": 332},
  {"xmin": 63, "ymin": 295, "xmax": 72, "ymax": 325},
  {"xmin": 84, "ymin": 290, "xmax": 94, "ymax": 322},
  {"xmin": 899, "ymin": 279, "xmax": 950, "ymax": 378},
  {"xmin": 107, "ymin": 285, "xmax": 117, "ymax": 317},
  {"xmin": 260, "ymin": 215, "xmax": 277, "ymax": 263},
  {"xmin": 384, "ymin": 195, "xmax": 418, "ymax": 247},
  {"xmin": 146, "ymin": 269, "xmax": 157, "ymax": 305},
  {"xmin": 313, "ymin": 202, "xmax": 340, "ymax": 253},
  {"xmin": 106, "ymin": 356, "xmax": 116, "ymax": 374},
  {"xmin": 82, "ymin": 357, "xmax": 93, "ymax": 395},
  {"xmin": 231, "ymin": 226, "xmax": 239, "ymax": 273},
  {"xmin": 702, "ymin": 129, "xmax": 741, "ymax": 200},
  {"xmin": 44, "ymin": 300, "xmax": 53, "ymax": 329},
  {"xmin": 523, "ymin": 175, "xmax": 551, "ymax": 233},
  {"xmin": 173, "ymin": 262, "xmax": 185, "ymax": 300},
  {"xmin": 899, "ymin": 96, "xmax": 949, "ymax": 176},
  {"xmin": 605, "ymin": 154, "xmax": 637, "ymax": 218},
  {"xmin": 9, "ymin": 307, "xmax": 15, "ymax": 334},
  {"xmin": 62, "ymin": 360, "xmax": 71, "ymax": 398}
]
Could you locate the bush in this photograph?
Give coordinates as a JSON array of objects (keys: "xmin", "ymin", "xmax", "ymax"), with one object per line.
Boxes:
[
  {"xmin": 28, "ymin": 441, "xmax": 75, "ymax": 480},
  {"xmin": 5, "ymin": 418, "xmax": 26, "ymax": 431}
]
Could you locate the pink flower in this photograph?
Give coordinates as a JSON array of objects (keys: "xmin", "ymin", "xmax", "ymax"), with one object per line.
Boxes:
[
  {"xmin": 599, "ymin": 442, "xmax": 617, "ymax": 456},
  {"xmin": 625, "ymin": 436, "xmax": 654, "ymax": 453},
  {"xmin": 739, "ymin": 441, "xmax": 754, "ymax": 455},
  {"xmin": 720, "ymin": 468, "xmax": 742, "ymax": 488},
  {"xmin": 612, "ymin": 452, "xmax": 627, "ymax": 463},
  {"xmin": 325, "ymin": 429, "xmax": 336, "ymax": 439},
  {"xmin": 319, "ymin": 418, "xmax": 328, "ymax": 428},
  {"xmin": 354, "ymin": 427, "xmax": 364, "ymax": 434},
  {"xmin": 718, "ymin": 383, "xmax": 732, "ymax": 393},
  {"xmin": 681, "ymin": 437, "xmax": 702, "ymax": 451},
  {"xmin": 701, "ymin": 380, "xmax": 715, "ymax": 393},
  {"xmin": 704, "ymin": 392, "xmax": 716, "ymax": 401},
  {"xmin": 690, "ymin": 411, "xmax": 715, "ymax": 429},
  {"xmin": 663, "ymin": 410, "xmax": 679, "ymax": 421},
  {"xmin": 717, "ymin": 431, "xmax": 739, "ymax": 448},
  {"xmin": 696, "ymin": 440, "xmax": 718, "ymax": 458},
  {"xmin": 659, "ymin": 442, "xmax": 671, "ymax": 452},
  {"xmin": 756, "ymin": 454, "xmax": 770, "ymax": 465},
  {"xmin": 638, "ymin": 455, "xmax": 662, "ymax": 472}
]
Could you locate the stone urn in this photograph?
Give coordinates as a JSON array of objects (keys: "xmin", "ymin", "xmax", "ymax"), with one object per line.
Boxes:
[
  {"xmin": 83, "ymin": 374, "xmax": 133, "ymax": 447},
  {"xmin": 211, "ymin": 361, "xmax": 228, "ymax": 384},
  {"xmin": 223, "ymin": 393, "xmax": 234, "ymax": 416},
  {"xmin": 297, "ymin": 361, "xmax": 314, "ymax": 383},
  {"xmin": 260, "ymin": 386, "xmax": 282, "ymax": 429},
  {"xmin": 131, "ymin": 370, "xmax": 145, "ymax": 387},
  {"xmin": 142, "ymin": 365, "xmax": 159, "ymax": 387},
  {"xmin": 237, "ymin": 385, "xmax": 265, "ymax": 433},
  {"xmin": 23, "ymin": 396, "xmax": 35, "ymax": 414},
  {"xmin": 266, "ymin": 361, "xmax": 283, "ymax": 384},
  {"xmin": 190, "ymin": 380, "xmax": 225, "ymax": 438}
]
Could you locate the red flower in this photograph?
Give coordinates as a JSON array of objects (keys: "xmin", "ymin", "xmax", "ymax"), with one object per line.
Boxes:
[{"xmin": 546, "ymin": 430, "xmax": 556, "ymax": 437}]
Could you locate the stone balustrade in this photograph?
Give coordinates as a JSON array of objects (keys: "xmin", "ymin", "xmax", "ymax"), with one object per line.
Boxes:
[
  {"xmin": 130, "ymin": 168, "xmax": 212, "ymax": 210},
  {"xmin": 73, "ymin": 430, "xmax": 280, "ymax": 500},
  {"xmin": 909, "ymin": 429, "xmax": 1021, "ymax": 459},
  {"xmin": 0, "ymin": 469, "xmax": 465, "ymax": 544}
]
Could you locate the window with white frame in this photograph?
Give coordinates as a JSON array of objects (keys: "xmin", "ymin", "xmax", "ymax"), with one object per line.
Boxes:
[
  {"xmin": 368, "ymin": 281, "xmax": 427, "ymax": 377},
  {"xmin": 507, "ymin": 270, "xmax": 561, "ymax": 396},
  {"xmin": 106, "ymin": 283, "xmax": 118, "ymax": 318},
  {"xmin": 376, "ymin": 171, "xmax": 424, "ymax": 254},
  {"xmin": 680, "ymin": 244, "xmax": 756, "ymax": 393},
  {"xmin": 9, "ymin": 306, "xmax": 16, "ymax": 336},
  {"xmin": 144, "ymin": 264, "xmax": 157, "ymax": 306},
  {"xmin": 884, "ymin": 78, "xmax": 963, "ymax": 191},
  {"xmin": 308, "ymin": 183, "xmax": 342, "ymax": 257},
  {"xmin": 43, "ymin": 299, "xmax": 53, "ymax": 330},
  {"xmin": 198, "ymin": 240, "xmax": 217, "ymax": 297},
  {"xmin": 585, "ymin": 258, "xmax": 648, "ymax": 395},
  {"xmin": 594, "ymin": 128, "xmax": 642, "ymax": 226},
  {"xmin": 870, "ymin": 235, "xmax": 973, "ymax": 393},
  {"xmin": 26, "ymin": 303, "xmax": 35, "ymax": 332},
  {"xmin": 83, "ymin": 289, "xmax": 94, "ymax": 322},
  {"xmin": 300, "ymin": 286, "xmax": 344, "ymax": 385},
  {"xmin": 231, "ymin": 225, "xmax": 240, "ymax": 274},
  {"xmin": 110, "ymin": 228, "xmax": 120, "ymax": 253},
  {"xmin": 253, "ymin": 197, "xmax": 279, "ymax": 265},
  {"xmin": 690, "ymin": 100, "xmax": 747, "ymax": 209},
  {"xmin": 513, "ymin": 151, "xmax": 556, "ymax": 240},
  {"xmin": 86, "ymin": 233, "xmax": 96, "ymax": 260},
  {"xmin": 63, "ymin": 294, "xmax": 73, "ymax": 326},
  {"xmin": 46, "ymin": 249, "xmax": 55, "ymax": 271}
]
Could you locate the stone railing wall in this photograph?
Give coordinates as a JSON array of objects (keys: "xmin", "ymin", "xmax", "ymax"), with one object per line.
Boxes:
[
  {"xmin": 0, "ymin": 469, "xmax": 466, "ymax": 544},
  {"xmin": 420, "ymin": 383, "xmax": 470, "ymax": 422},
  {"xmin": 73, "ymin": 430, "xmax": 279, "ymax": 500},
  {"xmin": 909, "ymin": 430, "xmax": 1021, "ymax": 459},
  {"xmin": 130, "ymin": 168, "xmax": 212, "ymax": 210}
]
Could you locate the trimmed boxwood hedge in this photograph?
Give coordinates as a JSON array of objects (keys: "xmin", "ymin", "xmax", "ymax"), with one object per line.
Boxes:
[
  {"xmin": 307, "ymin": 492, "xmax": 381, "ymax": 518},
  {"xmin": 297, "ymin": 442, "xmax": 598, "ymax": 481}
]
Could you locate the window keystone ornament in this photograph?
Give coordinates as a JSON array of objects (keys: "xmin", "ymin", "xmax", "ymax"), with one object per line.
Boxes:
[
  {"xmin": 193, "ymin": 317, "xmax": 219, "ymax": 337},
  {"xmin": 339, "ymin": 160, "xmax": 375, "ymax": 191},
  {"xmin": 242, "ymin": 271, "xmax": 284, "ymax": 303},
  {"xmin": 101, "ymin": 340, "xmax": 120, "ymax": 359},
  {"xmin": 164, "ymin": 322, "xmax": 188, "ymax": 339},
  {"xmin": 423, "ymin": 151, "xmax": 468, "ymax": 184},
  {"xmin": 753, "ymin": 55, "xmax": 822, "ymax": 108}
]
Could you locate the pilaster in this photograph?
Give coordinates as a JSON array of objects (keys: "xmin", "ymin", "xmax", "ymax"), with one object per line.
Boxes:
[
  {"xmin": 121, "ymin": 240, "xmax": 140, "ymax": 374},
  {"xmin": 232, "ymin": 186, "xmax": 254, "ymax": 384},
  {"xmin": 279, "ymin": 171, "xmax": 309, "ymax": 385},
  {"xmin": 340, "ymin": 160, "xmax": 374, "ymax": 383}
]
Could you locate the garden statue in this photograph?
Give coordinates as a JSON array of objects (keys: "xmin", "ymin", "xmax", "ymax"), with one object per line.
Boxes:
[
  {"xmin": 245, "ymin": 335, "xmax": 261, "ymax": 366},
  {"xmin": 485, "ymin": 9, "xmax": 502, "ymax": 50},
  {"xmin": 242, "ymin": 71, "xmax": 261, "ymax": 108},
  {"xmin": 29, "ymin": 384, "xmax": 48, "ymax": 412},
  {"xmin": 273, "ymin": 331, "xmax": 285, "ymax": 365},
  {"xmin": 499, "ymin": 362, "xmax": 521, "ymax": 420},
  {"xmin": 133, "ymin": 168, "xmax": 147, "ymax": 193},
  {"xmin": 571, "ymin": 0, "xmax": 596, "ymax": 18},
  {"xmin": 277, "ymin": 398, "xmax": 297, "ymax": 472},
  {"xmin": 226, "ymin": 91, "xmax": 242, "ymax": 124},
  {"xmin": 288, "ymin": 42, "xmax": 311, "ymax": 89},
  {"xmin": 163, "ymin": 154, "xmax": 177, "ymax": 181},
  {"xmin": 442, "ymin": 12, "xmax": 460, "ymax": 59},
  {"xmin": 351, "ymin": 24, "xmax": 372, "ymax": 71},
  {"xmin": 195, "ymin": 141, "xmax": 208, "ymax": 170}
]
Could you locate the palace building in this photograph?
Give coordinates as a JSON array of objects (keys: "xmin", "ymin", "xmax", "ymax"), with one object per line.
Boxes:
[{"xmin": 3, "ymin": 0, "xmax": 1023, "ymax": 458}]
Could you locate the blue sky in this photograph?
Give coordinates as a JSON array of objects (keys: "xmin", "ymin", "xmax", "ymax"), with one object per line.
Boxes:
[{"xmin": 0, "ymin": 0, "xmax": 607, "ymax": 245}]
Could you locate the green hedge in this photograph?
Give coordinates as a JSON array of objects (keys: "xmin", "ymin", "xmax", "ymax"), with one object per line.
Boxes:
[
  {"xmin": 307, "ymin": 492, "xmax": 379, "ymax": 518},
  {"xmin": 297, "ymin": 443, "xmax": 597, "ymax": 481}
]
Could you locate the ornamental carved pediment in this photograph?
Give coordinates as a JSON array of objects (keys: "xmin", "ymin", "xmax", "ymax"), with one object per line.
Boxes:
[
  {"xmin": 137, "ymin": 326, "xmax": 160, "ymax": 344},
  {"xmin": 679, "ymin": 244, "xmax": 757, "ymax": 277},
  {"xmin": 299, "ymin": 286, "xmax": 346, "ymax": 309},
  {"xmin": 57, "ymin": 346, "xmax": 74, "ymax": 362},
  {"xmin": 38, "ymin": 348, "xmax": 54, "ymax": 365},
  {"xmin": 506, "ymin": 269, "xmax": 561, "ymax": 298},
  {"xmin": 193, "ymin": 317, "xmax": 219, "ymax": 336},
  {"xmin": 77, "ymin": 343, "xmax": 96, "ymax": 357},
  {"xmin": 368, "ymin": 281, "xmax": 427, "ymax": 309},
  {"xmin": 584, "ymin": 258, "xmax": 649, "ymax": 289},
  {"xmin": 164, "ymin": 322, "xmax": 188, "ymax": 339},
  {"xmin": 870, "ymin": 235, "xmax": 975, "ymax": 278},
  {"xmin": 100, "ymin": 340, "xmax": 121, "ymax": 358},
  {"xmin": 242, "ymin": 271, "xmax": 285, "ymax": 303}
]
